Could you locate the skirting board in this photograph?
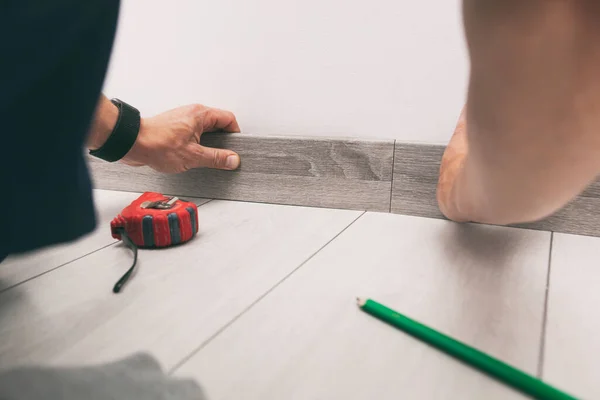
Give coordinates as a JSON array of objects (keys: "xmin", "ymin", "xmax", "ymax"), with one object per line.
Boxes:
[
  {"xmin": 88, "ymin": 133, "xmax": 395, "ymax": 212},
  {"xmin": 390, "ymin": 143, "xmax": 600, "ymax": 237},
  {"xmin": 89, "ymin": 134, "xmax": 600, "ymax": 237}
]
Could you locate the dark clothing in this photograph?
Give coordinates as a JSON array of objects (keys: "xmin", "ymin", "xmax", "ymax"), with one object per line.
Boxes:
[
  {"xmin": 0, "ymin": 4, "xmax": 212, "ymax": 400},
  {"xmin": 0, "ymin": 353, "xmax": 208, "ymax": 400},
  {"xmin": 0, "ymin": 0, "xmax": 120, "ymax": 258}
]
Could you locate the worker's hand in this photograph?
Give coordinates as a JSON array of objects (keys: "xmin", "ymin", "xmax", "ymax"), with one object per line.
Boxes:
[
  {"xmin": 122, "ymin": 104, "xmax": 241, "ymax": 173},
  {"xmin": 437, "ymin": 108, "xmax": 470, "ymax": 222}
]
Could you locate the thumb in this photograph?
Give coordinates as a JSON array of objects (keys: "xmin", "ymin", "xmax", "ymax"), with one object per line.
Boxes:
[{"xmin": 189, "ymin": 144, "xmax": 240, "ymax": 170}]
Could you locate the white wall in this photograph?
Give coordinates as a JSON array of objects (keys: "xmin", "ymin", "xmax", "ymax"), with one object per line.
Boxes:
[{"xmin": 103, "ymin": 0, "xmax": 469, "ymax": 143}]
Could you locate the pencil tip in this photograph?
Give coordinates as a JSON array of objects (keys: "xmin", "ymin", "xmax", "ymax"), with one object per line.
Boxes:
[{"xmin": 356, "ymin": 297, "xmax": 366, "ymax": 307}]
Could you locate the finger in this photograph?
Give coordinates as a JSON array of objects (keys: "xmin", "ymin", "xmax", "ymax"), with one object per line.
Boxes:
[
  {"xmin": 188, "ymin": 144, "xmax": 240, "ymax": 170},
  {"xmin": 195, "ymin": 107, "xmax": 241, "ymax": 133}
]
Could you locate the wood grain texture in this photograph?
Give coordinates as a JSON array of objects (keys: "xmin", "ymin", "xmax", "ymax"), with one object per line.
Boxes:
[
  {"xmin": 89, "ymin": 137, "xmax": 600, "ymax": 236},
  {"xmin": 391, "ymin": 142, "xmax": 445, "ymax": 218},
  {"xmin": 0, "ymin": 200, "xmax": 360, "ymax": 371},
  {"xmin": 543, "ymin": 233, "xmax": 600, "ymax": 399},
  {"xmin": 579, "ymin": 176, "xmax": 600, "ymax": 198},
  {"xmin": 517, "ymin": 196, "xmax": 600, "ymax": 237},
  {"xmin": 88, "ymin": 133, "xmax": 395, "ymax": 212},
  {"xmin": 391, "ymin": 143, "xmax": 600, "ymax": 237},
  {"xmin": 0, "ymin": 190, "xmax": 209, "ymax": 292},
  {"xmin": 176, "ymin": 212, "xmax": 551, "ymax": 400}
]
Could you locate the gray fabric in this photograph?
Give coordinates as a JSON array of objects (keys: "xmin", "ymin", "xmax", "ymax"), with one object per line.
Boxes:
[{"xmin": 0, "ymin": 353, "xmax": 207, "ymax": 400}]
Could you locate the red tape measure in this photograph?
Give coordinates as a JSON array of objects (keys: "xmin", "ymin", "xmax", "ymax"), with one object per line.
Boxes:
[
  {"xmin": 111, "ymin": 192, "xmax": 199, "ymax": 248},
  {"xmin": 109, "ymin": 192, "xmax": 199, "ymax": 293}
]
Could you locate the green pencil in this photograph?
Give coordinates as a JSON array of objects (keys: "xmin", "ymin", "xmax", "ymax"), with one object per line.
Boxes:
[{"xmin": 357, "ymin": 298, "xmax": 577, "ymax": 400}]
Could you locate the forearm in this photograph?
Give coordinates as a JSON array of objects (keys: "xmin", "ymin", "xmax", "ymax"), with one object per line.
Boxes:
[
  {"xmin": 448, "ymin": 0, "xmax": 600, "ymax": 225},
  {"xmin": 449, "ymin": 119, "xmax": 599, "ymax": 225},
  {"xmin": 87, "ymin": 94, "xmax": 119, "ymax": 150}
]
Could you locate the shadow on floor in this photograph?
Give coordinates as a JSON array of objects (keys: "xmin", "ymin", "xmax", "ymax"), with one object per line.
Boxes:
[{"xmin": 439, "ymin": 222, "xmax": 525, "ymax": 268}]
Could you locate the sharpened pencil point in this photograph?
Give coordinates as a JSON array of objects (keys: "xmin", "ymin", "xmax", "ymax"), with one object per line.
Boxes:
[{"xmin": 356, "ymin": 297, "xmax": 366, "ymax": 307}]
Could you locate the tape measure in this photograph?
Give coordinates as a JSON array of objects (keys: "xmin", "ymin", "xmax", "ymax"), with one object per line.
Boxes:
[
  {"xmin": 111, "ymin": 192, "xmax": 199, "ymax": 248},
  {"xmin": 110, "ymin": 192, "xmax": 199, "ymax": 293}
]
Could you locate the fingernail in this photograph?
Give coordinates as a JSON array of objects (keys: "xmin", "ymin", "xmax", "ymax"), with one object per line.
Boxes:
[{"xmin": 226, "ymin": 155, "xmax": 240, "ymax": 169}]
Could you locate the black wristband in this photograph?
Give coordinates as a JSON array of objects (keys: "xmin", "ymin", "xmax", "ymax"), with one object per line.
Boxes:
[{"xmin": 89, "ymin": 98, "xmax": 140, "ymax": 162}]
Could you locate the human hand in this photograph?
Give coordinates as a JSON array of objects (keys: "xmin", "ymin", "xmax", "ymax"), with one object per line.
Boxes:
[
  {"xmin": 436, "ymin": 107, "xmax": 470, "ymax": 222},
  {"xmin": 121, "ymin": 104, "xmax": 241, "ymax": 173}
]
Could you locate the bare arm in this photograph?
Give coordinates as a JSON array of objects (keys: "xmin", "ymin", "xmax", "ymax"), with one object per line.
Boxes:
[
  {"xmin": 438, "ymin": 0, "xmax": 600, "ymax": 225},
  {"xmin": 86, "ymin": 94, "xmax": 241, "ymax": 173}
]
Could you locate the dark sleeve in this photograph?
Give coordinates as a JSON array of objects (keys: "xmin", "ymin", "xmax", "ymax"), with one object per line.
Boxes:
[
  {"xmin": 0, "ymin": 0, "xmax": 120, "ymax": 256},
  {"xmin": 0, "ymin": 352, "xmax": 208, "ymax": 400}
]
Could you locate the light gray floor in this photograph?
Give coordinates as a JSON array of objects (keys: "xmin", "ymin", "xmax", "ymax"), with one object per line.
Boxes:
[
  {"xmin": 0, "ymin": 191, "xmax": 210, "ymax": 292},
  {"xmin": 0, "ymin": 189, "xmax": 595, "ymax": 399},
  {"xmin": 543, "ymin": 233, "xmax": 600, "ymax": 400}
]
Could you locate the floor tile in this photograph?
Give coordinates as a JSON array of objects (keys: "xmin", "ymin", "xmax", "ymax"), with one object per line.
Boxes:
[
  {"xmin": 543, "ymin": 233, "xmax": 600, "ymax": 399},
  {"xmin": 176, "ymin": 212, "xmax": 551, "ymax": 400},
  {"xmin": 0, "ymin": 190, "xmax": 209, "ymax": 291},
  {"xmin": 0, "ymin": 191, "xmax": 172, "ymax": 291},
  {"xmin": 0, "ymin": 200, "xmax": 359, "ymax": 371}
]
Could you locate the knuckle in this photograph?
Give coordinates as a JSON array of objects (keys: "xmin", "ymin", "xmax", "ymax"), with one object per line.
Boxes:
[
  {"xmin": 190, "ymin": 103, "xmax": 206, "ymax": 115},
  {"xmin": 205, "ymin": 108, "xmax": 217, "ymax": 123},
  {"xmin": 183, "ymin": 119, "xmax": 197, "ymax": 135},
  {"xmin": 187, "ymin": 104, "xmax": 205, "ymax": 124},
  {"xmin": 212, "ymin": 151, "xmax": 227, "ymax": 168},
  {"xmin": 171, "ymin": 160, "xmax": 188, "ymax": 173}
]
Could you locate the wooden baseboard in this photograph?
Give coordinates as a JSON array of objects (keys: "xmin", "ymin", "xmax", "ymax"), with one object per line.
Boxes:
[
  {"xmin": 88, "ymin": 133, "xmax": 600, "ymax": 237},
  {"xmin": 88, "ymin": 133, "xmax": 394, "ymax": 212},
  {"xmin": 389, "ymin": 143, "xmax": 600, "ymax": 237}
]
